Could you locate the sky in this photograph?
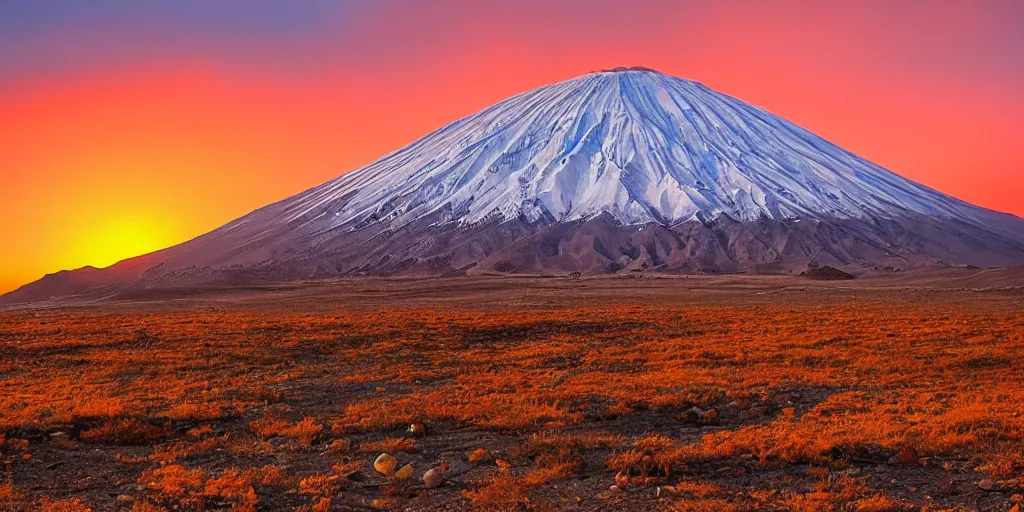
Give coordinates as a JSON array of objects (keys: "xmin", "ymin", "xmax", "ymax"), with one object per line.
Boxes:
[{"xmin": 1, "ymin": 0, "xmax": 1022, "ymax": 294}]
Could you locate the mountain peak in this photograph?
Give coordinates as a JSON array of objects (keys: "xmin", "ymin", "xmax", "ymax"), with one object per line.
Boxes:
[
  {"xmin": 5, "ymin": 70, "xmax": 1024, "ymax": 303},
  {"xmin": 597, "ymin": 66, "xmax": 663, "ymax": 74},
  {"xmin": 278, "ymin": 69, "xmax": 991, "ymax": 230}
]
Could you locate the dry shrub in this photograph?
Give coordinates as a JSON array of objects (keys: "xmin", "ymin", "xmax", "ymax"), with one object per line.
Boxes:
[
  {"xmin": 298, "ymin": 474, "xmax": 339, "ymax": 497},
  {"xmin": 334, "ymin": 393, "xmax": 582, "ymax": 433},
  {"xmin": 332, "ymin": 460, "xmax": 363, "ymax": 478},
  {"xmin": 139, "ymin": 464, "xmax": 205, "ymax": 499},
  {"xmin": 136, "ymin": 464, "xmax": 282, "ymax": 510},
  {"xmin": 602, "ymin": 402, "xmax": 632, "ymax": 419},
  {"xmin": 461, "ymin": 472, "xmax": 531, "ymax": 512},
  {"xmin": 203, "ymin": 466, "xmax": 281, "ymax": 501},
  {"xmin": 37, "ymin": 498, "xmax": 93, "ymax": 511},
  {"xmin": 149, "ymin": 436, "xmax": 224, "ymax": 463},
  {"xmin": 114, "ymin": 453, "xmax": 146, "ymax": 464},
  {"xmin": 784, "ymin": 491, "xmax": 833, "ymax": 512},
  {"xmin": 323, "ymin": 438, "xmax": 355, "ymax": 455},
  {"xmin": 186, "ymin": 424, "xmax": 214, "ymax": 439},
  {"xmin": 977, "ymin": 444, "xmax": 1024, "ymax": 480},
  {"xmin": 357, "ymin": 436, "xmax": 418, "ymax": 454},
  {"xmin": 854, "ymin": 494, "xmax": 917, "ymax": 512},
  {"xmin": 606, "ymin": 435, "xmax": 687, "ymax": 480},
  {"xmin": 522, "ymin": 458, "xmax": 580, "ymax": 487},
  {"xmin": 249, "ymin": 415, "xmax": 322, "ymax": 445},
  {"xmin": 129, "ymin": 502, "xmax": 169, "ymax": 512},
  {"xmin": 695, "ymin": 423, "xmax": 833, "ymax": 465},
  {"xmin": 464, "ymin": 432, "xmax": 603, "ymax": 509},
  {"xmin": 0, "ymin": 478, "xmax": 22, "ymax": 503},
  {"xmin": 166, "ymin": 402, "xmax": 222, "ymax": 421},
  {"xmin": 668, "ymin": 478, "xmax": 723, "ymax": 499},
  {"xmin": 521, "ymin": 431, "xmax": 622, "ymax": 453},
  {"xmin": 80, "ymin": 418, "xmax": 167, "ymax": 446},
  {"xmin": 782, "ymin": 474, "xmax": 912, "ymax": 512},
  {"xmin": 311, "ymin": 497, "xmax": 331, "ymax": 512},
  {"xmin": 665, "ymin": 498, "xmax": 747, "ymax": 512}
]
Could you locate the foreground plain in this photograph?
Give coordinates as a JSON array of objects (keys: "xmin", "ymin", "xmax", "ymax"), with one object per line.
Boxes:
[{"xmin": 1, "ymin": 272, "xmax": 1023, "ymax": 511}]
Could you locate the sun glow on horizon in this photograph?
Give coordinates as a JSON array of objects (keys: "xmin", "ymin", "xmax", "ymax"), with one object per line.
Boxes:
[{"xmin": 63, "ymin": 213, "xmax": 177, "ymax": 271}]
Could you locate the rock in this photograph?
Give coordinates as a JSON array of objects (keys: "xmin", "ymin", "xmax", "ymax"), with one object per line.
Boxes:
[
  {"xmin": 374, "ymin": 453, "xmax": 398, "ymax": 476},
  {"xmin": 979, "ymin": 479, "xmax": 996, "ymax": 491},
  {"xmin": 615, "ymin": 471, "xmax": 629, "ymax": 489},
  {"xmin": 748, "ymin": 405, "xmax": 770, "ymax": 417},
  {"xmin": 679, "ymin": 406, "xmax": 719, "ymax": 425},
  {"xmin": 677, "ymin": 407, "xmax": 702, "ymax": 423},
  {"xmin": 895, "ymin": 447, "xmax": 918, "ymax": 464},
  {"xmin": 702, "ymin": 408, "xmax": 720, "ymax": 424},
  {"xmin": 393, "ymin": 463, "xmax": 413, "ymax": 480},
  {"xmin": 406, "ymin": 423, "xmax": 426, "ymax": 438},
  {"xmin": 323, "ymin": 439, "xmax": 353, "ymax": 455},
  {"xmin": 608, "ymin": 485, "xmax": 622, "ymax": 493},
  {"xmin": 468, "ymin": 448, "xmax": 489, "ymax": 463},
  {"xmin": 423, "ymin": 465, "xmax": 448, "ymax": 488}
]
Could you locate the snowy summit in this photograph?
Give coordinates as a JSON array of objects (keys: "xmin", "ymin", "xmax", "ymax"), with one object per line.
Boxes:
[{"xmin": 273, "ymin": 68, "xmax": 994, "ymax": 231}]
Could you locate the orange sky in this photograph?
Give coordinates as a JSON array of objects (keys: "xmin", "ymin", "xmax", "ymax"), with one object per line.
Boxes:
[{"xmin": 1, "ymin": 1, "xmax": 1022, "ymax": 294}]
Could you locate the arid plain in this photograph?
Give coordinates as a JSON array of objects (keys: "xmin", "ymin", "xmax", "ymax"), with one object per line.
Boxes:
[{"xmin": 1, "ymin": 270, "xmax": 1023, "ymax": 511}]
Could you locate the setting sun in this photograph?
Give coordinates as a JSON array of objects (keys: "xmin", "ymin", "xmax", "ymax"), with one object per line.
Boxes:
[{"xmin": 64, "ymin": 214, "xmax": 176, "ymax": 271}]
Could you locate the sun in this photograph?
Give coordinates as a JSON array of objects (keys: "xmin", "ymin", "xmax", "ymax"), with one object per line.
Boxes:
[{"xmin": 65, "ymin": 214, "xmax": 177, "ymax": 270}]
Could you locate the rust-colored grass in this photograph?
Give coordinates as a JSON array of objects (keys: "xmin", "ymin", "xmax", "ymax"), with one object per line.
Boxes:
[{"xmin": 0, "ymin": 283, "xmax": 1021, "ymax": 510}]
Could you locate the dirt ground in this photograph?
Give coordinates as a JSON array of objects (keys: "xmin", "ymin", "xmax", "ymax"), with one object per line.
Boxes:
[{"xmin": 1, "ymin": 271, "xmax": 1023, "ymax": 511}]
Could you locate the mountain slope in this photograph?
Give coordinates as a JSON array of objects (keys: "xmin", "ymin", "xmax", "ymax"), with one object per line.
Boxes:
[{"xmin": 5, "ymin": 68, "xmax": 1024, "ymax": 303}]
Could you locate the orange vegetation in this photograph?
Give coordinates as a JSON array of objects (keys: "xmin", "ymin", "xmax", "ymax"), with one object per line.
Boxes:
[{"xmin": 0, "ymin": 291, "xmax": 1021, "ymax": 510}]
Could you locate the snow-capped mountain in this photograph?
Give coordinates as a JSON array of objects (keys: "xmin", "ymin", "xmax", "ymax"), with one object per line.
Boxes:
[
  {"xmin": 5, "ymin": 68, "xmax": 1024, "ymax": 302},
  {"xmin": 280, "ymin": 67, "xmax": 996, "ymax": 228}
]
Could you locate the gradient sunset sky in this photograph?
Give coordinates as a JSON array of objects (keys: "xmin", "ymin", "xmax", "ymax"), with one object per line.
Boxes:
[{"xmin": 1, "ymin": 1, "xmax": 1022, "ymax": 294}]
